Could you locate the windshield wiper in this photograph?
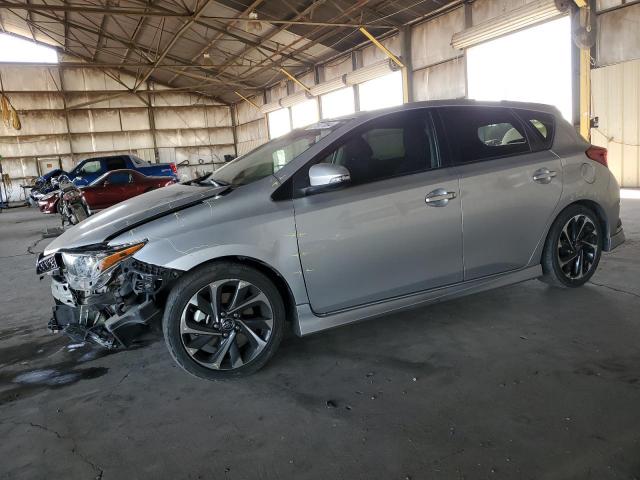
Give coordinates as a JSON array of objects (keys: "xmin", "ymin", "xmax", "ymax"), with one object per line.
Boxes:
[
  {"xmin": 192, "ymin": 176, "xmax": 232, "ymax": 188},
  {"xmin": 202, "ymin": 178, "xmax": 230, "ymax": 187}
]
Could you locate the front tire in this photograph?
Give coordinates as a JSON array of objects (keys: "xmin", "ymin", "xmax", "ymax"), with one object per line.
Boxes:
[
  {"xmin": 163, "ymin": 262, "xmax": 285, "ymax": 379},
  {"xmin": 540, "ymin": 204, "xmax": 602, "ymax": 288}
]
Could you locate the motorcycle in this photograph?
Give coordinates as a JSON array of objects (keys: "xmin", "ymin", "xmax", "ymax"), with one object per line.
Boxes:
[
  {"xmin": 37, "ymin": 176, "xmax": 89, "ymax": 226},
  {"xmin": 58, "ymin": 176, "xmax": 89, "ymax": 226}
]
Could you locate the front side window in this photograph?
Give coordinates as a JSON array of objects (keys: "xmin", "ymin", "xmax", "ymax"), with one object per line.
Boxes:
[
  {"xmin": 314, "ymin": 109, "xmax": 437, "ymax": 186},
  {"xmin": 439, "ymin": 107, "xmax": 530, "ymax": 164}
]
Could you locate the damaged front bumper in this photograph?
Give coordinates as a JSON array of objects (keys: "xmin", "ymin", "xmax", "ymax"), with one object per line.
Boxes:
[{"xmin": 44, "ymin": 256, "xmax": 180, "ymax": 349}]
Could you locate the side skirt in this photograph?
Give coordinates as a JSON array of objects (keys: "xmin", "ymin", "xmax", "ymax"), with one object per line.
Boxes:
[{"xmin": 294, "ymin": 265, "xmax": 542, "ymax": 336}]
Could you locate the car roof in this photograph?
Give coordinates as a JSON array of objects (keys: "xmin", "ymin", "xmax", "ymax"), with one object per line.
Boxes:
[
  {"xmin": 318, "ymin": 98, "xmax": 561, "ymax": 125},
  {"xmin": 79, "ymin": 154, "xmax": 130, "ymax": 162}
]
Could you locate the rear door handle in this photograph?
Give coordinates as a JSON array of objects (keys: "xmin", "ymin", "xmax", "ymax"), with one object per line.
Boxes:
[
  {"xmin": 532, "ymin": 168, "xmax": 557, "ymax": 184},
  {"xmin": 425, "ymin": 188, "xmax": 457, "ymax": 207}
]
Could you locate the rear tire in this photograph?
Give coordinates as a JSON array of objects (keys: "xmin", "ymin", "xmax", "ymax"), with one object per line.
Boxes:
[
  {"xmin": 540, "ymin": 204, "xmax": 602, "ymax": 288},
  {"xmin": 163, "ymin": 262, "xmax": 285, "ymax": 380}
]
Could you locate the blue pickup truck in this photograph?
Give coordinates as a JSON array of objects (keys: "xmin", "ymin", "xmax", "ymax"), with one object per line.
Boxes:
[{"xmin": 38, "ymin": 154, "xmax": 178, "ymax": 187}]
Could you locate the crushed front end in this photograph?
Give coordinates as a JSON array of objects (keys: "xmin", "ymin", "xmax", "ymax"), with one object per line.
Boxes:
[{"xmin": 36, "ymin": 241, "xmax": 180, "ymax": 348}]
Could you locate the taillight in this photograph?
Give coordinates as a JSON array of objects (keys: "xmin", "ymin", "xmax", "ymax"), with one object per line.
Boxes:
[
  {"xmin": 586, "ymin": 145, "xmax": 608, "ymax": 168},
  {"xmin": 170, "ymin": 163, "xmax": 178, "ymax": 174}
]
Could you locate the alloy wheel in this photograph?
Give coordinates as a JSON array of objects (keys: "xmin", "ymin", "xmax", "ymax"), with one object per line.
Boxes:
[
  {"xmin": 179, "ymin": 279, "xmax": 274, "ymax": 370},
  {"xmin": 557, "ymin": 214, "xmax": 599, "ymax": 280}
]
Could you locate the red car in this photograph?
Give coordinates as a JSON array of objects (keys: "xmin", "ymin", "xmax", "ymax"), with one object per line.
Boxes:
[
  {"xmin": 82, "ymin": 169, "xmax": 176, "ymax": 211},
  {"xmin": 37, "ymin": 192, "xmax": 59, "ymax": 214}
]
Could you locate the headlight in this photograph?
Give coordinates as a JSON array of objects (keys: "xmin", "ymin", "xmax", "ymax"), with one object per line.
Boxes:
[{"xmin": 61, "ymin": 241, "xmax": 146, "ymax": 291}]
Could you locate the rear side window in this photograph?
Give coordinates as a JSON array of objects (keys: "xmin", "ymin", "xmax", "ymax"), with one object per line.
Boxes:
[
  {"xmin": 105, "ymin": 156, "xmax": 127, "ymax": 170},
  {"xmin": 107, "ymin": 172, "xmax": 131, "ymax": 185},
  {"xmin": 130, "ymin": 155, "xmax": 150, "ymax": 166},
  {"xmin": 514, "ymin": 110, "xmax": 555, "ymax": 150},
  {"xmin": 439, "ymin": 107, "xmax": 530, "ymax": 164}
]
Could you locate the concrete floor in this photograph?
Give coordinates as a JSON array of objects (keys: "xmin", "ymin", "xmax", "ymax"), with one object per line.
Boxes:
[{"xmin": 0, "ymin": 198, "xmax": 639, "ymax": 480}]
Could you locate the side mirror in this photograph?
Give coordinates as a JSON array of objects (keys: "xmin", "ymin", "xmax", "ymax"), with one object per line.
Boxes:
[{"xmin": 309, "ymin": 163, "xmax": 351, "ymax": 188}]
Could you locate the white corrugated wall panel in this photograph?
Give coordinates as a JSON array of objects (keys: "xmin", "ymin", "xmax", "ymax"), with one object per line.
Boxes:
[
  {"xmin": 0, "ymin": 111, "xmax": 67, "ymax": 137},
  {"xmin": 411, "ymin": 7, "xmax": 465, "ymax": 70},
  {"xmin": 10, "ymin": 92, "xmax": 65, "ymax": 110},
  {"xmin": 471, "ymin": 0, "xmax": 539, "ymax": 24},
  {"xmin": 591, "ymin": 60, "xmax": 640, "ymax": 187},
  {"xmin": 596, "ymin": 4, "xmax": 640, "ymax": 67},
  {"xmin": 120, "ymin": 109, "xmax": 151, "ymax": 131},
  {"xmin": 323, "ymin": 55, "xmax": 352, "ymax": 82},
  {"xmin": 412, "ymin": 59, "xmax": 466, "ymax": 101},
  {"xmin": 0, "ymin": 135, "xmax": 71, "ymax": 158},
  {"xmin": 0, "ymin": 66, "xmax": 61, "ymax": 91},
  {"xmin": 236, "ymin": 95, "xmax": 265, "ymax": 125},
  {"xmin": 362, "ymin": 35, "xmax": 401, "ymax": 66}
]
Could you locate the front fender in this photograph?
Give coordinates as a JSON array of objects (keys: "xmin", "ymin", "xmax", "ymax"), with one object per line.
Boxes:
[{"xmin": 109, "ymin": 193, "xmax": 308, "ymax": 306}]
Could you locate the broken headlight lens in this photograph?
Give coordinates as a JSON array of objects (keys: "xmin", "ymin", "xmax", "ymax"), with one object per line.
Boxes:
[{"xmin": 61, "ymin": 241, "xmax": 146, "ymax": 291}]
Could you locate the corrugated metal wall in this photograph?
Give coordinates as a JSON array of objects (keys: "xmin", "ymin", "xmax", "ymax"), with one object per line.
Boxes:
[
  {"xmin": 232, "ymin": 0, "xmax": 550, "ymax": 151},
  {"xmin": 3, "ymin": 0, "xmax": 638, "ymax": 200},
  {"xmin": 591, "ymin": 2, "xmax": 640, "ymax": 187},
  {"xmin": 591, "ymin": 59, "xmax": 640, "ymax": 187},
  {"xmin": 0, "ymin": 58, "xmax": 235, "ymax": 202}
]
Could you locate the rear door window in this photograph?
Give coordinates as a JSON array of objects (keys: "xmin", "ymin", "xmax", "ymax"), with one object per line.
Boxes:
[{"xmin": 438, "ymin": 107, "xmax": 531, "ymax": 164}]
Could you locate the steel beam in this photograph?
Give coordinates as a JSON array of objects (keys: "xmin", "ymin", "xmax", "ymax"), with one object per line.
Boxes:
[{"xmin": 167, "ymin": 0, "xmax": 265, "ymax": 84}]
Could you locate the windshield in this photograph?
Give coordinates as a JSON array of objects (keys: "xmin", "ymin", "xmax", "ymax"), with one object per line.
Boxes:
[{"xmin": 201, "ymin": 121, "xmax": 345, "ymax": 187}]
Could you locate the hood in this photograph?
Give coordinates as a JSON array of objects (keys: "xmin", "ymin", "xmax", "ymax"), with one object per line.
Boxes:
[
  {"xmin": 44, "ymin": 184, "xmax": 228, "ymax": 254},
  {"xmin": 38, "ymin": 169, "xmax": 66, "ymax": 182}
]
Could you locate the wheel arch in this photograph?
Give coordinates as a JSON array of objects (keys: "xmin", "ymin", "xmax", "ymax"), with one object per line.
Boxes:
[
  {"xmin": 567, "ymin": 199, "xmax": 609, "ymax": 238},
  {"xmin": 186, "ymin": 255, "xmax": 298, "ymax": 328},
  {"xmin": 532, "ymin": 198, "xmax": 609, "ymax": 266}
]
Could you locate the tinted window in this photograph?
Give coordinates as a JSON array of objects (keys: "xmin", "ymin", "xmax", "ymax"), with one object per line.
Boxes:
[
  {"xmin": 317, "ymin": 110, "xmax": 437, "ymax": 186},
  {"xmin": 439, "ymin": 107, "xmax": 530, "ymax": 164},
  {"xmin": 514, "ymin": 110, "xmax": 555, "ymax": 150},
  {"xmin": 106, "ymin": 156, "xmax": 127, "ymax": 170},
  {"xmin": 107, "ymin": 172, "xmax": 131, "ymax": 185}
]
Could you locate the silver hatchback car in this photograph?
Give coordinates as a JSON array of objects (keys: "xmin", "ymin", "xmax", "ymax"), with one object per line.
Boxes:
[{"xmin": 38, "ymin": 100, "xmax": 625, "ymax": 379}]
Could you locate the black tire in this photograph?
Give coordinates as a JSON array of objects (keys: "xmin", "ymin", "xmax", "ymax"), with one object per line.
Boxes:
[
  {"xmin": 540, "ymin": 204, "xmax": 603, "ymax": 288},
  {"xmin": 163, "ymin": 262, "xmax": 285, "ymax": 380}
]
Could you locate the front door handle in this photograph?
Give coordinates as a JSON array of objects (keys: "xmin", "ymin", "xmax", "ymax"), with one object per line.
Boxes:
[
  {"xmin": 425, "ymin": 188, "xmax": 457, "ymax": 207},
  {"xmin": 532, "ymin": 168, "xmax": 557, "ymax": 184}
]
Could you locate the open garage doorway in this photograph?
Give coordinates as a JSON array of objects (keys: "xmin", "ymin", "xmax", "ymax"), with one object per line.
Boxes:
[{"xmin": 467, "ymin": 16, "xmax": 573, "ymax": 121}]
